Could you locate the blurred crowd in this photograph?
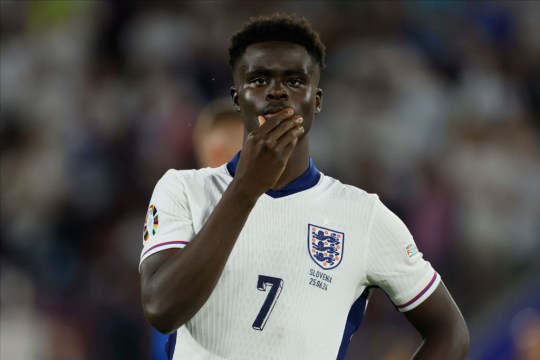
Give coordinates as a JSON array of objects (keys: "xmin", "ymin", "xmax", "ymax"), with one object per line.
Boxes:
[{"xmin": 1, "ymin": 1, "xmax": 539, "ymax": 359}]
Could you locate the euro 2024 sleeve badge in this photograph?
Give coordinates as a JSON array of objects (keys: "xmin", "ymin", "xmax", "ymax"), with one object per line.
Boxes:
[
  {"xmin": 308, "ymin": 224, "xmax": 344, "ymax": 270},
  {"xmin": 143, "ymin": 205, "xmax": 159, "ymax": 241}
]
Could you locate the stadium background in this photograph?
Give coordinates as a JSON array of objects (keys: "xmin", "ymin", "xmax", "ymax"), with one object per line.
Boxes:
[{"xmin": 1, "ymin": 1, "xmax": 539, "ymax": 359}]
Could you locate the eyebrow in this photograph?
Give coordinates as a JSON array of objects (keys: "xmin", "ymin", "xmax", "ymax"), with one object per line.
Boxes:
[
  {"xmin": 245, "ymin": 67, "xmax": 309, "ymax": 77},
  {"xmin": 245, "ymin": 68, "xmax": 272, "ymax": 77}
]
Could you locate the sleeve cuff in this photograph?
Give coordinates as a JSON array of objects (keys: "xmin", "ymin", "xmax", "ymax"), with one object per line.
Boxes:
[
  {"xmin": 395, "ymin": 271, "xmax": 440, "ymax": 312},
  {"xmin": 139, "ymin": 240, "xmax": 189, "ymax": 271}
]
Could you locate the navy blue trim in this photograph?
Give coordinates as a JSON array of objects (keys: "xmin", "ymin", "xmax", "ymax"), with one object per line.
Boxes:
[
  {"xmin": 336, "ymin": 287, "xmax": 373, "ymax": 360},
  {"xmin": 151, "ymin": 328, "xmax": 168, "ymax": 360},
  {"xmin": 225, "ymin": 151, "xmax": 240, "ymax": 178},
  {"xmin": 165, "ymin": 331, "xmax": 177, "ymax": 360},
  {"xmin": 226, "ymin": 151, "xmax": 321, "ymax": 198}
]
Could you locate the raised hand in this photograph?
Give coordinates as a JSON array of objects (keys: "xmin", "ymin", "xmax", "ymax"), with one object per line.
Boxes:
[{"xmin": 232, "ymin": 107, "xmax": 304, "ymax": 198}]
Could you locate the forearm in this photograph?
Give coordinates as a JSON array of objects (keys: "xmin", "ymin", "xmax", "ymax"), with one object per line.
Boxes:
[{"xmin": 141, "ymin": 180, "xmax": 259, "ymax": 332}]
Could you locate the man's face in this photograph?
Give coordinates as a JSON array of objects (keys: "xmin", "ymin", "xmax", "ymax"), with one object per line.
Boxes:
[{"xmin": 231, "ymin": 41, "xmax": 322, "ymax": 136}]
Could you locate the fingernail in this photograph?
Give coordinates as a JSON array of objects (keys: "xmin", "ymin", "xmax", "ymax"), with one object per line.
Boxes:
[
  {"xmin": 286, "ymin": 108, "xmax": 294, "ymax": 115},
  {"xmin": 258, "ymin": 116, "xmax": 265, "ymax": 125},
  {"xmin": 296, "ymin": 117, "xmax": 303, "ymax": 123}
]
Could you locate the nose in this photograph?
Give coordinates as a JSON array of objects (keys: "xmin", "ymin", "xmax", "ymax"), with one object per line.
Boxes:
[{"xmin": 265, "ymin": 81, "xmax": 288, "ymax": 101}]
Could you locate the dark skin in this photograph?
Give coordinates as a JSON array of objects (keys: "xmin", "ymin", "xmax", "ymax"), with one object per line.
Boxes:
[{"xmin": 140, "ymin": 41, "xmax": 469, "ymax": 359}]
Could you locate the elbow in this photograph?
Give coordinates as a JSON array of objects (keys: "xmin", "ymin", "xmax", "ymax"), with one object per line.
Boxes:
[
  {"xmin": 143, "ymin": 299, "xmax": 185, "ymax": 334},
  {"xmin": 142, "ymin": 287, "xmax": 188, "ymax": 334}
]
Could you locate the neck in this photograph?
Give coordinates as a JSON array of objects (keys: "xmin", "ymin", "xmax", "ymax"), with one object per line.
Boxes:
[{"xmin": 272, "ymin": 138, "xmax": 310, "ymax": 190}]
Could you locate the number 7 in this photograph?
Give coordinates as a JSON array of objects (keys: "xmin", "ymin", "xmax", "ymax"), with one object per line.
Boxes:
[{"xmin": 252, "ymin": 275, "xmax": 284, "ymax": 331}]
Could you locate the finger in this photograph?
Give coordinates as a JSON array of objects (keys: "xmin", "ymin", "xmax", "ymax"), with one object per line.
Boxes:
[
  {"xmin": 257, "ymin": 108, "xmax": 294, "ymax": 133},
  {"xmin": 274, "ymin": 125, "xmax": 304, "ymax": 152},
  {"xmin": 263, "ymin": 107, "xmax": 294, "ymax": 121},
  {"xmin": 258, "ymin": 116, "xmax": 266, "ymax": 126},
  {"xmin": 266, "ymin": 114, "xmax": 303, "ymax": 141}
]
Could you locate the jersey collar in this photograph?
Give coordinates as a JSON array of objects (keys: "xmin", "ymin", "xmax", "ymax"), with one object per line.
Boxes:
[{"xmin": 226, "ymin": 151, "xmax": 321, "ymax": 198}]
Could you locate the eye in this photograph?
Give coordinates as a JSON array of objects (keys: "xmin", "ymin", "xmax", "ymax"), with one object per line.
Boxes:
[
  {"xmin": 288, "ymin": 78, "xmax": 304, "ymax": 87},
  {"xmin": 249, "ymin": 78, "xmax": 268, "ymax": 86}
]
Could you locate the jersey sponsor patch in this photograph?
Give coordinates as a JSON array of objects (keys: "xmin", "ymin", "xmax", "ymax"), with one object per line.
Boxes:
[
  {"xmin": 405, "ymin": 244, "xmax": 418, "ymax": 257},
  {"xmin": 143, "ymin": 205, "xmax": 159, "ymax": 241},
  {"xmin": 308, "ymin": 224, "xmax": 344, "ymax": 270}
]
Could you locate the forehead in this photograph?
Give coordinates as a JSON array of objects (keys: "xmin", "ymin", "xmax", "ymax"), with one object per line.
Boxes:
[{"xmin": 235, "ymin": 41, "xmax": 318, "ymax": 75}]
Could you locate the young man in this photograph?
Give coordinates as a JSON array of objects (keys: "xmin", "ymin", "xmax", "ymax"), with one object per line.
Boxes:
[{"xmin": 140, "ymin": 14, "xmax": 469, "ymax": 360}]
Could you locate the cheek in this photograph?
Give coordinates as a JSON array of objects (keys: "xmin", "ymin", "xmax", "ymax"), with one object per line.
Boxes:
[
  {"xmin": 239, "ymin": 83, "xmax": 260, "ymax": 100},
  {"xmin": 237, "ymin": 89, "xmax": 260, "ymax": 131},
  {"xmin": 298, "ymin": 88, "xmax": 317, "ymax": 113},
  {"xmin": 238, "ymin": 88, "xmax": 261, "ymax": 110},
  {"xmin": 296, "ymin": 88, "xmax": 318, "ymax": 134}
]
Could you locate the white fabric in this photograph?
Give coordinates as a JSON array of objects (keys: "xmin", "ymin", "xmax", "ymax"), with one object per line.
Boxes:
[{"xmin": 140, "ymin": 164, "xmax": 439, "ymax": 359}]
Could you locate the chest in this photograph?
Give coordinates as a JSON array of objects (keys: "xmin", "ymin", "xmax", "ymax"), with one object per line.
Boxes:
[{"xmin": 224, "ymin": 196, "xmax": 367, "ymax": 295}]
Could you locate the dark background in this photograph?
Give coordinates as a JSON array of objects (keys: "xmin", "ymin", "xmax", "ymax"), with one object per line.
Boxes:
[{"xmin": 1, "ymin": 1, "xmax": 539, "ymax": 359}]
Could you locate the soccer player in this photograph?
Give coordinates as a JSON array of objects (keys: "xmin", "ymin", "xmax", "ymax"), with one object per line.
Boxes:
[{"xmin": 140, "ymin": 14, "xmax": 469, "ymax": 360}]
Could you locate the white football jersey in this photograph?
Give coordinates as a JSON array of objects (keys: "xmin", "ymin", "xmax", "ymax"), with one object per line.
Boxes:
[{"xmin": 140, "ymin": 153, "xmax": 440, "ymax": 360}]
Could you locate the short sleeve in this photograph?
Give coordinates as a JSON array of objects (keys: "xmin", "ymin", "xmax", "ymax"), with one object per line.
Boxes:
[
  {"xmin": 366, "ymin": 199, "xmax": 440, "ymax": 312},
  {"xmin": 139, "ymin": 170, "xmax": 195, "ymax": 268}
]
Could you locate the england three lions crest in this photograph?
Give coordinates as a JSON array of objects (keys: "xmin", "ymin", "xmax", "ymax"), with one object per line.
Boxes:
[{"xmin": 308, "ymin": 224, "xmax": 344, "ymax": 270}]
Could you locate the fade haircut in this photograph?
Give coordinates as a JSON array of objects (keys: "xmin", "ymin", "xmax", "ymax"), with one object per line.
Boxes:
[{"xmin": 228, "ymin": 13, "xmax": 326, "ymax": 71}]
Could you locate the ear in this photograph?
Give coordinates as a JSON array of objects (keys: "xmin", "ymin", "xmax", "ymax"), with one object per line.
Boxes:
[
  {"xmin": 315, "ymin": 88, "xmax": 323, "ymax": 115},
  {"xmin": 230, "ymin": 86, "xmax": 241, "ymax": 112}
]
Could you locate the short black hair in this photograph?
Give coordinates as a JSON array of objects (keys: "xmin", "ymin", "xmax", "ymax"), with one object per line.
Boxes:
[{"xmin": 228, "ymin": 13, "xmax": 326, "ymax": 70}]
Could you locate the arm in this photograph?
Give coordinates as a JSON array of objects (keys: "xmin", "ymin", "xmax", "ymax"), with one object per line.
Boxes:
[
  {"xmin": 364, "ymin": 200, "xmax": 468, "ymax": 359},
  {"xmin": 140, "ymin": 108, "xmax": 304, "ymax": 334},
  {"xmin": 404, "ymin": 281, "xmax": 469, "ymax": 360}
]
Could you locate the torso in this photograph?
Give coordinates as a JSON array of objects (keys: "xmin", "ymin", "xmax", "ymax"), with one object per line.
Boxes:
[{"xmin": 172, "ymin": 164, "xmax": 377, "ymax": 360}]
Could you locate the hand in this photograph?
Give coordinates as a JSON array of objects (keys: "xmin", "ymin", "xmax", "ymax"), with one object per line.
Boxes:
[{"xmin": 231, "ymin": 107, "xmax": 304, "ymax": 199}]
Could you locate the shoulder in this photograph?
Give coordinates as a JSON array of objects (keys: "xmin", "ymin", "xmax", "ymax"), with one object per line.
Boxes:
[
  {"xmin": 318, "ymin": 172, "xmax": 379, "ymax": 205},
  {"xmin": 158, "ymin": 165, "xmax": 230, "ymax": 187},
  {"xmin": 151, "ymin": 166, "xmax": 231, "ymax": 204}
]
